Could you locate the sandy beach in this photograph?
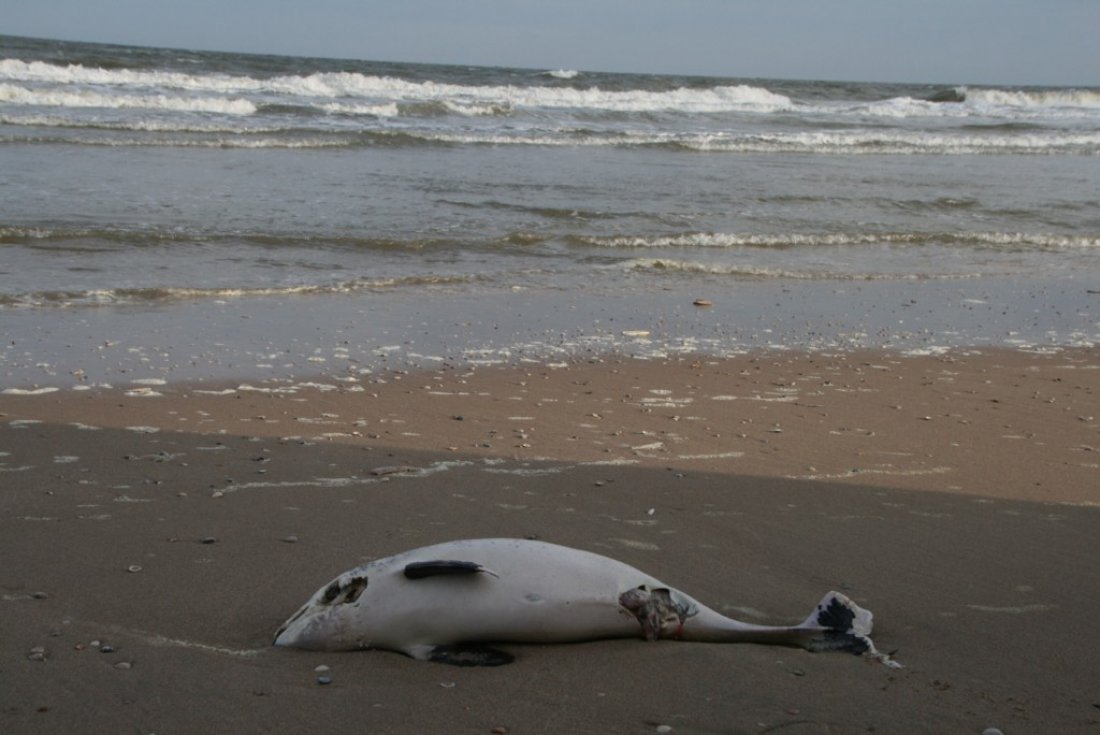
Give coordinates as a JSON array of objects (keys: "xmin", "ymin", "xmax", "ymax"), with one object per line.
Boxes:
[{"xmin": 2, "ymin": 347, "xmax": 1098, "ymax": 734}]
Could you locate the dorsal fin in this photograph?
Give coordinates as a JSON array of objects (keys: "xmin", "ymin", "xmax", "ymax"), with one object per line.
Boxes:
[{"xmin": 403, "ymin": 560, "xmax": 496, "ymax": 579}]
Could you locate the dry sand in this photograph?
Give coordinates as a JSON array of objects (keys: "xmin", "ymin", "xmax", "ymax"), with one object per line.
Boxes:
[{"xmin": 2, "ymin": 348, "xmax": 1098, "ymax": 734}]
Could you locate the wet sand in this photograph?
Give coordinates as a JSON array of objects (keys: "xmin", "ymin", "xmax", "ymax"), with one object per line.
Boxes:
[{"xmin": 2, "ymin": 348, "xmax": 1098, "ymax": 733}]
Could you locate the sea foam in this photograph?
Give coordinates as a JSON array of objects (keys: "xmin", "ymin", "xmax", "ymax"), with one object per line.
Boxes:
[
  {"xmin": 0, "ymin": 83, "xmax": 256, "ymax": 115},
  {"xmin": 0, "ymin": 58, "xmax": 791, "ymax": 115}
]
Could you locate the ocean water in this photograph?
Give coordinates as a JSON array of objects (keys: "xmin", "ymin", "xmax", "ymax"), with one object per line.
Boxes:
[{"xmin": 2, "ymin": 35, "xmax": 1098, "ymax": 386}]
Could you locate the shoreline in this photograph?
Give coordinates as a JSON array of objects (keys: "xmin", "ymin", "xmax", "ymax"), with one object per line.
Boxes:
[
  {"xmin": 4, "ymin": 346, "xmax": 1097, "ymax": 503},
  {"xmin": 3, "ymin": 347, "xmax": 1098, "ymax": 733},
  {"xmin": 3, "ymin": 274, "xmax": 1097, "ymax": 390}
]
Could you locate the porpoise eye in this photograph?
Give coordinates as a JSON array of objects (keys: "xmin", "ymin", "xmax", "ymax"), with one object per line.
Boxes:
[{"xmin": 322, "ymin": 582, "xmax": 342, "ymax": 603}]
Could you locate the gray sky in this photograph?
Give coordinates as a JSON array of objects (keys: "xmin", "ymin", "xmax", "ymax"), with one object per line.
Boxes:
[{"xmin": 5, "ymin": 0, "xmax": 1098, "ymax": 85}]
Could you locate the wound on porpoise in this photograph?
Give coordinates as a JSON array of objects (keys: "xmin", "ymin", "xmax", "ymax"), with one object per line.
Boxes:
[
  {"xmin": 342, "ymin": 576, "xmax": 368, "ymax": 604},
  {"xmin": 323, "ymin": 576, "xmax": 368, "ymax": 605}
]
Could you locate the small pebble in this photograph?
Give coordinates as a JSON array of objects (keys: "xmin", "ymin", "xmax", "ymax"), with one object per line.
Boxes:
[
  {"xmin": 316, "ymin": 675, "xmax": 332, "ymax": 685},
  {"xmin": 982, "ymin": 729, "xmax": 1004, "ymax": 735},
  {"xmin": 656, "ymin": 726, "xmax": 673, "ymax": 734},
  {"xmin": 99, "ymin": 644, "xmax": 115, "ymax": 653},
  {"xmin": 127, "ymin": 565, "xmax": 143, "ymax": 573},
  {"xmin": 27, "ymin": 646, "xmax": 47, "ymax": 662},
  {"xmin": 200, "ymin": 536, "xmax": 217, "ymax": 544},
  {"xmin": 32, "ymin": 591, "xmax": 48, "ymax": 599},
  {"xmin": 282, "ymin": 535, "xmax": 299, "ymax": 544},
  {"xmin": 439, "ymin": 681, "xmax": 456, "ymax": 689},
  {"xmin": 314, "ymin": 664, "xmax": 330, "ymax": 673},
  {"xmin": 114, "ymin": 661, "xmax": 132, "ymax": 671}
]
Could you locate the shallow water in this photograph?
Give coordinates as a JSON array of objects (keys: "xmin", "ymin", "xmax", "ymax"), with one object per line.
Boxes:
[{"xmin": 2, "ymin": 35, "xmax": 1098, "ymax": 385}]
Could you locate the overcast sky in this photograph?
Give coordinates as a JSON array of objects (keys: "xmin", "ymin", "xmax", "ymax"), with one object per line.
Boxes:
[{"xmin": 5, "ymin": 0, "xmax": 1098, "ymax": 86}]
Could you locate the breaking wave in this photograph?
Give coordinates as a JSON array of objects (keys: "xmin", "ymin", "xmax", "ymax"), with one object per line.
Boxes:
[
  {"xmin": 964, "ymin": 87, "xmax": 1100, "ymax": 109},
  {"xmin": 577, "ymin": 231, "xmax": 1100, "ymax": 250},
  {"xmin": 0, "ymin": 82, "xmax": 256, "ymax": 115},
  {"xmin": 5, "ymin": 55, "xmax": 1098, "ymax": 155},
  {"xmin": 4, "ymin": 115, "xmax": 1096, "ymax": 154},
  {"xmin": 0, "ymin": 58, "xmax": 791, "ymax": 115},
  {"xmin": 618, "ymin": 258, "xmax": 983, "ymax": 281},
  {"xmin": 0, "ymin": 274, "xmax": 487, "ymax": 309}
]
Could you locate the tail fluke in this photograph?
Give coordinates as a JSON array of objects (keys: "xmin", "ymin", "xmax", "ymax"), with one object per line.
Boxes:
[{"xmin": 803, "ymin": 591, "xmax": 902, "ymax": 667}]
